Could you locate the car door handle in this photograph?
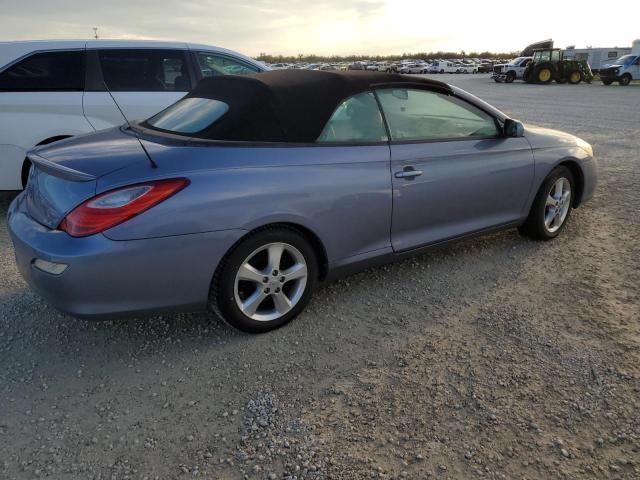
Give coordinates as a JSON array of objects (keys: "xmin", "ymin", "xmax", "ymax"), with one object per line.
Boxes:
[{"xmin": 394, "ymin": 169, "xmax": 423, "ymax": 179}]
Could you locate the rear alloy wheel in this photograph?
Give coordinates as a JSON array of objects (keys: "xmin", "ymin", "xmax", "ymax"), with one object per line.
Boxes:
[
  {"xmin": 619, "ymin": 74, "xmax": 632, "ymax": 86},
  {"xmin": 211, "ymin": 228, "xmax": 318, "ymax": 332},
  {"xmin": 519, "ymin": 166, "xmax": 575, "ymax": 241},
  {"xmin": 568, "ymin": 70, "xmax": 583, "ymax": 84}
]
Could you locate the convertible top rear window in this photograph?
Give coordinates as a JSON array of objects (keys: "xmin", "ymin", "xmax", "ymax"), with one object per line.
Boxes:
[{"xmin": 147, "ymin": 98, "xmax": 229, "ymax": 134}]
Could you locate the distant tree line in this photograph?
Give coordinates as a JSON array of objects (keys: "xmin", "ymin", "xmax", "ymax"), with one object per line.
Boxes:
[{"xmin": 256, "ymin": 50, "xmax": 520, "ymax": 63}]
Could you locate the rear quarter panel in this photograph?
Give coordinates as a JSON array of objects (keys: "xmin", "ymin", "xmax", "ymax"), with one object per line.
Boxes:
[{"xmin": 99, "ymin": 143, "xmax": 393, "ymax": 267}]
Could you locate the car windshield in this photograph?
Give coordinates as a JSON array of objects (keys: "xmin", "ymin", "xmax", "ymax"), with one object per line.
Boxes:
[
  {"xmin": 511, "ymin": 57, "xmax": 526, "ymax": 64},
  {"xmin": 613, "ymin": 55, "xmax": 635, "ymax": 65},
  {"xmin": 146, "ymin": 97, "xmax": 229, "ymax": 134}
]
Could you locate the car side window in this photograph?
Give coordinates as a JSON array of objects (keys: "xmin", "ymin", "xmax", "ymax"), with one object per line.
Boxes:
[
  {"xmin": 317, "ymin": 92, "xmax": 388, "ymax": 143},
  {"xmin": 376, "ymin": 88, "xmax": 500, "ymax": 142},
  {"xmin": 196, "ymin": 53, "xmax": 259, "ymax": 77},
  {"xmin": 98, "ymin": 49, "xmax": 190, "ymax": 92},
  {"xmin": 0, "ymin": 50, "xmax": 85, "ymax": 91}
]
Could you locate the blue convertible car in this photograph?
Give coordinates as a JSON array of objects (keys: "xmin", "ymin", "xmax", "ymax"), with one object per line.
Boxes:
[{"xmin": 8, "ymin": 70, "xmax": 597, "ymax": 332}]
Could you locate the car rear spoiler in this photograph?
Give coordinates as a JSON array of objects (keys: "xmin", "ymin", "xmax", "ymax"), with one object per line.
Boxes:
[{"xmin": 27, "ymin": 152, "xmax": 97, "ymax": 182}]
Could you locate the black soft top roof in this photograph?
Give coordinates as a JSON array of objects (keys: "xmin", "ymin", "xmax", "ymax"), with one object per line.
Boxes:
[{"xmin": 177, "ymin": 70, "xmax": 453, "ymax": 143}]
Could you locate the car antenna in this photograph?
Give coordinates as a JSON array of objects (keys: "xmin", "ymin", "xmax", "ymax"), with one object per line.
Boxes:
[{"xmin": 102, "ymin": 81, "xmax": 158, "ymax": 169}]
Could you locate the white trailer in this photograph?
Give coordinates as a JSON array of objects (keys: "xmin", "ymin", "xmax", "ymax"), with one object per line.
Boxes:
[{"xmin": 563, "ymin": 46, "xmax": 632, "ymax": 72}]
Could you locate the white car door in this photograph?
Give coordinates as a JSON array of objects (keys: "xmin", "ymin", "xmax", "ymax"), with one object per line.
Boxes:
[{"xmin": 82, "ymin": 47, "xmax": 193, "ymax": 130}]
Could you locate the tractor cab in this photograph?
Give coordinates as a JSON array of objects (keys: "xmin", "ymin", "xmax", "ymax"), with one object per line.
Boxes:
[{"xmin": 532, "ymin": 49, "xmax": 562, "ymax": 63}]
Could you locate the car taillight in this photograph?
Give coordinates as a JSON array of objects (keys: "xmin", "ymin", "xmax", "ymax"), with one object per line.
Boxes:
[{"xmin": 59, "ymin": 178, "xmax": 189, "ymax": 237}]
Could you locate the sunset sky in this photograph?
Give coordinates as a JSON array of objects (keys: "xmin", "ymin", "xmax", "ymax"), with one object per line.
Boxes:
[{"xmin": 1, "ymin": 0, "xmax": 638, "ymax": 57}]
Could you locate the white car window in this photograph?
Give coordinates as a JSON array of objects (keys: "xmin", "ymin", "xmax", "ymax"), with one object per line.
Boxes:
[
  {"xmin": 99, "ymin": 49, "xmax": 190, "ymax": 92},
  {"xmin": 196, "ymin": 53, "xmax": 259, "ymax": 77},
  {"xmin": 0, "ymin": 50, "xmax": 84, "ymax": 91}
]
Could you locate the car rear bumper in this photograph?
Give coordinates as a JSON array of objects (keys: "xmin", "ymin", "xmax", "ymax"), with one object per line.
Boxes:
[{"xmin": 8, "ymin": 196, "xmax": 245, "ymax": 318}]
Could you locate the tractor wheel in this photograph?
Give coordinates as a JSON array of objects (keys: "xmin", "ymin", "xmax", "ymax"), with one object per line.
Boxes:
[
  {"xmin": 568, "ymin": 71, "xmax": 583, "ymax": 84},
  {"xmin": 602, "ymin": 79, "xmax": 613, "ymax": 86},
  {"xmin": 533, "ymin": 63, "xmax": 554, "ymax": 84},
  {"xmin": 505, "ymin": 71, "xmax": 516, "ymax": 83},
  {"xmin": 619, "ymin": 74, "xmax": 632, "ymax": 86}
]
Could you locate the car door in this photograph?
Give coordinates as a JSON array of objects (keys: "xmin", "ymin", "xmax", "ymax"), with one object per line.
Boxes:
[
  {"xmin": 376, "ymin": 87, "xmax": 534, "ymax": 252},
  {"xmin": 83, "ymin": 48, "xmax": 193, "ymax": 129}
]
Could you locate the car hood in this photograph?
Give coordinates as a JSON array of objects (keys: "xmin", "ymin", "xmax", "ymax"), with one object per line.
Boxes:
[{"xmin": 523, "ymin": 125, "xmax": 581, "ymax": 149}]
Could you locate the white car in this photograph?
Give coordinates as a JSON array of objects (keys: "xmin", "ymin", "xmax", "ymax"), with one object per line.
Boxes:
[
  {"xmin": 398, "ymin": 63, "xmax": 428, "ymax": 74},
  {"xmin": 428, "ymin": 61, "xmax": 457, "ymax": 73},
  {"xmin": 456, "ymin": 63, "xmax": 478, "ymax": 74},
  {"xmin": 0, "ymin": 40, "xmax": 266, "ymax": 190}
]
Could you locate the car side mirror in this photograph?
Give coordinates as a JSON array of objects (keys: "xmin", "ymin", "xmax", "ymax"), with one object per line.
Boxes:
[{"xmin": 504, "ymin": 119, "xmax": 524, "ymax": 137}]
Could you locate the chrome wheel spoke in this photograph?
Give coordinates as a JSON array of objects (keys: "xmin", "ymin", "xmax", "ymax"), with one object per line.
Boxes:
[
  {"xmin": 546, "ymin": 194, "xmax": 556, "ymax": 207},
  {"xmin": 241, "ymin": 289, "xmax": 268, "ymax": 317},
  {"xmin": 272, "ymin": 292, "xmax": 293, "ymax": 315},
  {"xmin": 267, "ymin": 244, "xmax": 284, "ymax": 272},
  {"xmin": 237, "ymin": 263, "xmax": 266, "ymax": 284},
  {"xmin": 282, "ymin": 263, "xmax": 307, "ymax": 282}
]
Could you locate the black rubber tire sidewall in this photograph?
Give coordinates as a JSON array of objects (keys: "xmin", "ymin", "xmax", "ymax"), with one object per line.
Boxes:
[
  {"xmin": 519, "ymin": 166, "xmax": 575, "ymax": 241},
  {"xmin": 506, "ymin": 72, "xmax": 516, "ymax": 83},
  {"xmin": 212, "ymin": 228, "xmax": 318, "ymax": 333},
  {"xmin": 619, "ymin": 74, "xmax": 631, "ymax": 86}
]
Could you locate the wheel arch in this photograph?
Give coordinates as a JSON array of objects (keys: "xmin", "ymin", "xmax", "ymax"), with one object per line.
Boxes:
[
  {"xmin": 557, "ymin": 159, "xmax": 585, "ymax": 208},
  {"xmin": 214, "ymin": 222, "xmax": 329, "ymax": 284}
]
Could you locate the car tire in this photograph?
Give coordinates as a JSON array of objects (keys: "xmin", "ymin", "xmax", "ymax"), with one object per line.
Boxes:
[
  {"xmin": 518, "ymin": 166, "xmax": 575, "ymax": 241},
  {"xmin": 601, "ymin": 79, "xmax": 612, "ymax": 85},
  {"xmin": 619, "ymin": 74, "xmax": 632, "ymax": 86},
  {"xmin": 210, "ymin": 227, "xmax": 318, "ymax": 333},
  {"xmin": 505, "ymin": 72, "xmax": 516, "ymax": 83}
]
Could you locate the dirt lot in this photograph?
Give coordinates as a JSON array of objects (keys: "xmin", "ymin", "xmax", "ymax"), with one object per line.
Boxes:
[{"xmin": 0, "ymin": 75, "xmax": 638, "ymax": 480}]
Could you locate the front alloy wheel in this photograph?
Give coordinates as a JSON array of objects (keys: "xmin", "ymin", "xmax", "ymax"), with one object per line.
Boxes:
[
  {"xmin": 543, "ymin": 178, "xmax": 572, "ymax": 233},
  {"xmin": 211, "ymin": 228, "xmax": 318, "ymax": 332},
  {"xmin": 519, "ymin": 166, "xmax": 575, "ymax": 240}
]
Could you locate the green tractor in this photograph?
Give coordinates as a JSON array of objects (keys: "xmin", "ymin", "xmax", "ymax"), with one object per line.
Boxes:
[{"xmin": 523, "ymin": 48, "xmax": 594, "ymax": 84}]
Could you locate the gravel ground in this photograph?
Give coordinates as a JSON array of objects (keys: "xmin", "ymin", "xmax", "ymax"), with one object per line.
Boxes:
[{"xmin": 1, "ymin": 75, "xmax": 639, "ymax": 480}]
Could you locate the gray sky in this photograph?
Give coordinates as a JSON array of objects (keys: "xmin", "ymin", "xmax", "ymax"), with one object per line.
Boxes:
[{"xmin": 1, "ymin": 0, "xmax": 638, "ymax": 57}]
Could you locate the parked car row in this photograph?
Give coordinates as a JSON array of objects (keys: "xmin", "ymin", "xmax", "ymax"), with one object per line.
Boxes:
[{"xmin": 265, "ymin": 58, "xmax": 507, "ymax": 74}]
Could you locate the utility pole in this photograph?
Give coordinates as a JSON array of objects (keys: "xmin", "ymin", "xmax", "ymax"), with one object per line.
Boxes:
[{"xmin": 93, "ymin": 27, "xmax": 99, "ymax": 39}]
